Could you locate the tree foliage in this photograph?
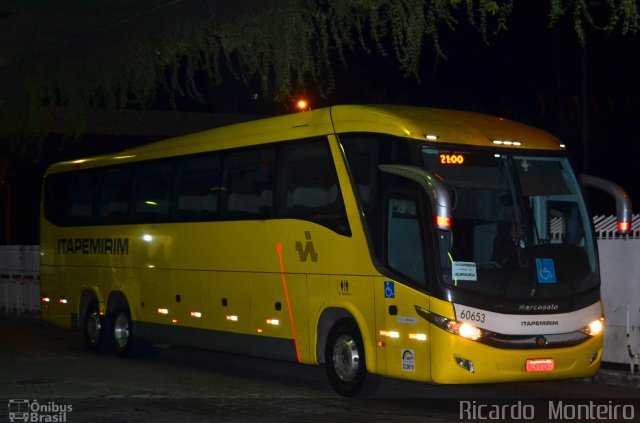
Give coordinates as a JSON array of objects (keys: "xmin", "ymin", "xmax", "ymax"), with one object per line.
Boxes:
[{"xmin": 1, "ymin": 0, "xmax": 639, "ymax": 141}]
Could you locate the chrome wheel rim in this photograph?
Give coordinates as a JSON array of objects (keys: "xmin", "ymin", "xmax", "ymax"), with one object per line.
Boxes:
[
  {"xmin": 113, "ymin": 312, "xmax": 130, "ymax": 349},
  {"xmin": 332, "ymin": 334, "xmax": 360, "ymax": 382},
  {"xmin": 86, "ymin": 311, "xmax": 102, "ymax": 345}
]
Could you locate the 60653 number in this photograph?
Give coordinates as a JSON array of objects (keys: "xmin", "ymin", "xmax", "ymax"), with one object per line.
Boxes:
[{"xmin": 459, "ymin": 309, "xmax": 486, "ymax": 323}]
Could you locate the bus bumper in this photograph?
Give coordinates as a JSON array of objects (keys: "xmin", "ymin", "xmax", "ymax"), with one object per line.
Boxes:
[{"xmin": 430, "ymin": 328, "xmax": 603, "ymax": 384}]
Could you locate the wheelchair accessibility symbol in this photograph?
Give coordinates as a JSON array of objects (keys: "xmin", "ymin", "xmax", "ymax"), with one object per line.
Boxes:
[
  {"xmin": 384, "ymin": 281, "xmax": 395, "ymax": 298},
  {"xmin": 535, "ymin": 258, "xmax": 557, "ymax": 284}
]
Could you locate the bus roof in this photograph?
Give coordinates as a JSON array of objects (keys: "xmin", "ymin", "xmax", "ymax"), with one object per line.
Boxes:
[{"xmin": 47, "ymin": 105, "xmax": 564, "ymax": 173}]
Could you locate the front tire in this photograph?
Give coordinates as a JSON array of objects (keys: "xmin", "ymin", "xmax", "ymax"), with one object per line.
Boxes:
[{"xmin": 325, "ymin": 320, "xmax": 378, "ymax": 397}]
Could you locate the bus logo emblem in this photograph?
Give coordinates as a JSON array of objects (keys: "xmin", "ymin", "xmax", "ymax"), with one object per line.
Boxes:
[{"xmin": 296, "ymin": 231, "xmax": 318, "ymax": 262}]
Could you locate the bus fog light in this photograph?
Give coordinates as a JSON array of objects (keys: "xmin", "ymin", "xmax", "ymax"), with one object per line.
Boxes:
[{"xmin": 455, "ymin": 357, "xmax": 475, "ymax": 373}]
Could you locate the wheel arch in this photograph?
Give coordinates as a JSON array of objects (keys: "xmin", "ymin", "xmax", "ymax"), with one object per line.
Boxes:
[
  {"xmin": 105, "ymin": 291, "xmax": 131, "ymax": 317},
  {"xmin": 78, "ymin": 289, "xmax": 102, "ymax": 331},
  {"xmin": 316, "ymin": 307, "xmax": 376, "ymax": 373}
]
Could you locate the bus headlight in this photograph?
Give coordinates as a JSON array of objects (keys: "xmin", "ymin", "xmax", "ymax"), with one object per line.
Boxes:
[
  {"xmin": 453, "ymin": 322, "xmax": 483, "ymax": 341},
  {"xmin": 415, "ymin": 305, "xmax": 491, "ymax": 341},
  {"xmin": 580, "ymin": 318, "xmax": 604, "ymax": 336}
]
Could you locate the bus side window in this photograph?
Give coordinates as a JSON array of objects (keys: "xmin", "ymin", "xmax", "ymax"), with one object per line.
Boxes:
[
  {"xmin": 276, "ymin": 139, "xmax": 350, "ymax": 235},
  {"xmin": 68, "ymin": 171, "xmax": 97, "ymax": 225},
  {"xmin": 43, "ymin": 173, "xmax": 69, "ymax": 226},
  {"xmin": 97, "ymin": 167, "xmax": 132, "ymax": 224},
  {"xmin": 340, "ymin": 137, "xmax": 379, "ymax": 212},
  {"xmin": 225, "ymin": 147, "xmax": 275, "ymax": 220},
  {"xmin": 340, "ymin": 133, "xmax": 413, "ymax": 213},
  {"xmin": 133, "ymin": 161, "xmax": 173, "ymax": 222},
  {"xmin": 174, "ymin": 153, "xmax": 222, "ymax": 221}
]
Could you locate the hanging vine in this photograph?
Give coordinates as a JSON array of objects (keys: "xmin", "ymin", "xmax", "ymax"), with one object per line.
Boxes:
[{"xmin": 0, "ymin": 0, "xmax": 638, "ymax": 144}]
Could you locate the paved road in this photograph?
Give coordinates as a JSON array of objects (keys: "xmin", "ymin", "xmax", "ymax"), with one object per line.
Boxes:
[{"xmin": 0, "ymin": 317, "xmax": 638, "ymax": 422}]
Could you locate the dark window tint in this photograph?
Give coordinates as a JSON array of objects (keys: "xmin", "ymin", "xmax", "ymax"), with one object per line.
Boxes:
[
  {"xmin": 277, "ymin": 139, "xmax": 349, "ymax": 234},
  {"xmin": 341, "ymin": 134, "xmax": 412, "ymax": 212},
  {"xmin": 43, "ymin": 137, "xmax": 351, "ymax": 235},
  {"xmin": 515, "ymin": 158, "xmax": 572, "ymax": 196},
  {"xmin": 98, "ymin": 167, "xmax": 132, "ymax": 224},
  {"xmin": 387, "ymin": 196, "xmax": 426, "ymax": 286},
  {"xmin": 44, "ymin": 171, "xmax": 96, "ymax": 226},
  {"xmin": 43, "ymin": 173, "xmax": 68, "ymax": 225},
  {"xmin": 175, "ymin": 154, "xmax": 222, "ymax": 221},
  {"xmin": 225, "ymin": 147, "xmax": 275, "ymax": 219},
  {"xmin": 133, "ymin": 161, "xmax": 173, "ymax": 222},
  {"xmin": 68, "ymin": 172, "xmax": 96, "ymax": 224}
]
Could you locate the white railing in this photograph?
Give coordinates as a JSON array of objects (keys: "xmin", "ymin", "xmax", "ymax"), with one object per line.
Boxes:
[
  {"xmin": 0, "ymin": 245, "xmax": 40, "ymax": 315},
  {"xmin": 593, "ymin": 214, "xmax": 640, "ymax": 240}
]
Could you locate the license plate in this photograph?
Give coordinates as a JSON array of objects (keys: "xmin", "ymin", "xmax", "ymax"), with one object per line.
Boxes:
[{"xmin": 526, "ymin": 358, "xmax": 554, "ymax": 372}]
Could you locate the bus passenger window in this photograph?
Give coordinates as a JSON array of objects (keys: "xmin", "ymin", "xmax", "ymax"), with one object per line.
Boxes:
[
  {"xmin": 133, "ymin": 161, "xmax": 173, "ymax": 222},
  {"xmin": 44, "ymin": 173, "xmax": 69, "ymax": 226},
  {"xmin": 69, "ymin": 173, "xmax": 95, "ymax": 224},
  {"xmin": 276, "ymin": 139, "xmax": 349, "ymax": 235},
  {"xmin": 97, "ymin": 167, "xmax": 132, "ymax": 224},
  {"xmin": 175, "ymin": 154, "xmax": 222, "ymax": 221},
  {"xmin": 225, "ymin": 147, "xmax": 275, "ymax": 219}
]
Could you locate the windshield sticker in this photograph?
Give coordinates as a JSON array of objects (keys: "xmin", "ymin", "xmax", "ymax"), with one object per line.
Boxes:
[
  {"xmin": 401, "ymin": 349, "xmax": 415, "ymax": 371},
  {"xmin": 535, "ymin": 258, "xmax": 557, "ymax": 283},
  {"xmin": 452, "ymin": 261, "xmax": 477, "ymax": 281}
]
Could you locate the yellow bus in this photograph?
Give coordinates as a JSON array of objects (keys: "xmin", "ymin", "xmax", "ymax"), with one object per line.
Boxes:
[{"xmin": 40, "ymin": 105, "xmax": 632, "ymax": 396}]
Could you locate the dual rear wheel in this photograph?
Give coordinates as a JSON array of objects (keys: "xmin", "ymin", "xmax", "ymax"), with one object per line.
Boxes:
[
  {"xmin": 82, "ymin": 302, "xmax": 136, "ymax": 358},
  {"xmin": 84, "ymin": 304, "xmax": 377, "ymax": 395}
]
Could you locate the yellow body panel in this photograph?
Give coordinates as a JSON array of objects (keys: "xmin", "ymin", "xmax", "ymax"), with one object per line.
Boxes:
[
  {"xmin": 40, "ymin": 105, "xmax": 599, "ymax": 386},
  {"xmin": 373, "ymin": 277, "xmax": 432, "ymax": 382}
]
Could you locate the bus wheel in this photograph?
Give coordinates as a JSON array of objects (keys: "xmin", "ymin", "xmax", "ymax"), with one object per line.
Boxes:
[
  {"xmin": 83, "ymin": 302, "xmax": 107, "ymax": 353},
  {"xmin": 325, "ymin": 320, "xmax": 378, "ymax": 397},
  {"xmin": 111, "ymin": 307, "xmax": 134, "ymax": 358}
]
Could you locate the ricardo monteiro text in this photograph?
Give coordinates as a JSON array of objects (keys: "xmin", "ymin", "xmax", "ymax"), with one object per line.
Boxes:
[
  {"xmin": 57, "ymin": 238, "xmax": 129, "ymax": 255},
  {"xmin": 459, "ymin": 400, "xmax": 636, "ymax": 420}
]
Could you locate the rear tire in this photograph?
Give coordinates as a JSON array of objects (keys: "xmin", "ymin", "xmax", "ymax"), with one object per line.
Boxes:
[
  {"xmin": 111, "ymin": 306, "xmax": 134, "ymax": 358},
  {"xmin": 110, "ymin": 306, "xmax": 154, "ymax": 358},
  {"xmin": 325, "ymin": 320, "xmax": 379, "ymax": 397},
  {"xmin": 83, "ymin": 301, "xmax": 107, "ymax": 353}
]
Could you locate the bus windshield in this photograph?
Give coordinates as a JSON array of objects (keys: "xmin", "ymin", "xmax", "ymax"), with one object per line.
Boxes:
[{"xmin": 421, "ymin": 148, "xmax": 598, "ymax": 300}]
